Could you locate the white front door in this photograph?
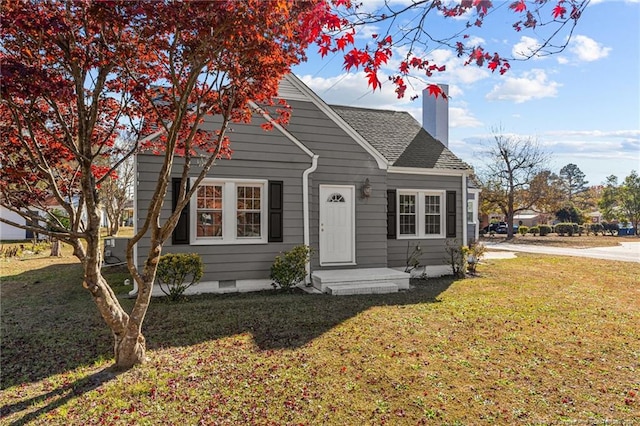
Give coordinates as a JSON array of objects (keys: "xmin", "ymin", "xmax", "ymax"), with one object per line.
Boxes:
[{"xmin": 319, "ymin": 185, "xmax": 355, "ymax": 265}]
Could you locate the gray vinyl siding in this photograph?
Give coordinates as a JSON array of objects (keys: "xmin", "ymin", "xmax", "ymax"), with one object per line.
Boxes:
[
  {"xmin": 284, "ymin": 100, "xmax": 388, "ymax": 271},
  {"xmin": 135, "ymin": 113, "xmax": 312, "ymax": 282},
  {"xmin": 387, "ymin": 173, "xmax": 464, "ymax": 268}
]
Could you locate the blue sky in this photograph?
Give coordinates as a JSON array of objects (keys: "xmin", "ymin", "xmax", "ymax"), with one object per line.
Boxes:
[{"xmin": 292, "ymin": 0, "xmax": 640, "ymax": 186}]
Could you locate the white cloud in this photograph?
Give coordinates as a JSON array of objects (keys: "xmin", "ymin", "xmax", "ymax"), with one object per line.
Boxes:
[
  {"xmin": 556, "ymin": 56, "xmax": 569, "ymax": 65},
  {"xmin": 512, "ymin": 36, "xmax": 543, "ymax": 60},
  {"xmin": 299, "ymin": 72, "xmax": 416, "ymax": 109},
  {"xmin": 450, "ymin": 106, "xmax": 483, "ymax": 128},
  {"xmin": 569, "ymin": 35, "xmax": 611, "ymax": 62},
  {"xmin": 485, "ymin": 69, "xmax": 561, "ymax": 103},
  {"xmin": 454, "ymin": 129, "xmax": 640, "ymax": 183},
  {"xmin": 465, "ymin": 36, "xmax": 486, "ymax": 48}
]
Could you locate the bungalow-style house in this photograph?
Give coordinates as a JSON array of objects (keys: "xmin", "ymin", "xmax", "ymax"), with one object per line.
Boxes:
[{"xmin": 134, "ymin": 74, "xmax": 477, "ymax": 295}]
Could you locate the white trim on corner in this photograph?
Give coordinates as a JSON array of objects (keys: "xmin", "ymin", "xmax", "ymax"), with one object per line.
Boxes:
[
  {"xmin": 129, "ymin": 153, "xmax": 139, "ymax": 297},
  {"xmin": 388, "ymin": 166, "xmax": 469, "ymax": 176},
  {"xmin": 462, "ymin": 174, "xmax": 468, "ymax": 244},
  {"xmin": 283, "ymin": 74, "xmax": 389, "ymax": 170}
]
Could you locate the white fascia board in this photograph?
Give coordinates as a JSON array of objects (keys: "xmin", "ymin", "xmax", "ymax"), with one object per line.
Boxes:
[
  {"xmin": 283, "ymin": 74, "xmax": 389, "ymax": 170},
  {"xmin": 388, "ymin": 166, "xmax": 469, "ymax": 177},
  {"xmin": 248, "ymin": 101, "xmax": 315, "ymax": 158}
]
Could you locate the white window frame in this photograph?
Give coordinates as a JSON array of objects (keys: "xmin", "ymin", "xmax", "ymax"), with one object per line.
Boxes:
[
  {"xmin": 467, "ymin": 195, "xmax": 478, "ymax": 225},
  {"xmin": 190, "ymin": 178, "xmax": 268, "ymax": 245},
  {"xmin": 397, "ymin": 189, "xmax": 446, "ymax": 239}
]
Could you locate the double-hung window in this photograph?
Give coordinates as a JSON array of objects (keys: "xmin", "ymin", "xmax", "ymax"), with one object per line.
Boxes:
[
  {"xmin": 191, "ymin": 179, "xmax": 267, "ymax": 244},
  {"xmin": 397, "ymin": 190, "xmax": 445, "ymax": 238},
  {"xmin": 467, "ymin": 191, "xmax": 479, "ymax": 224}
]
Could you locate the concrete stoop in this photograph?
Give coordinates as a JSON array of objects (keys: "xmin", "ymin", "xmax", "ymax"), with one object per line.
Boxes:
[{"xmin": 312, "ymin": 268, "xmax": 410, "ymax": 296}]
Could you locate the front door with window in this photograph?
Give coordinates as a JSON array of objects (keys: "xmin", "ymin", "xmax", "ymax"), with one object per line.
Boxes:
[{"xmin": 319, "ymin": 185, "xmax": 355, "ymax": 265}]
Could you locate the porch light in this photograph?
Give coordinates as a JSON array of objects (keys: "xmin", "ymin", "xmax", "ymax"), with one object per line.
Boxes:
[{"xmin": 361, "ymin": 178, "xmax": 372, "ymax": 199}]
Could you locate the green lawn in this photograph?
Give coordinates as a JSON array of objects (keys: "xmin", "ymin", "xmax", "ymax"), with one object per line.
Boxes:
[{"xmin": 1, "ymin": 254, "xmax": 638, "ymax": 425}]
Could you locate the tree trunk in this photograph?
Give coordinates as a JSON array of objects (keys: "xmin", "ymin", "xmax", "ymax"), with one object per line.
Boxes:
[
  {"xmin": 110, "ymin": 221, "xmax": 120, "ymax": 236},
  {"xmin": 83, "ymin": 254, "xmax": 148, "ymax": 369},
  {"xmin": 50, "ymin": 238, "xmax": 61, "ymax": 257},
  {"xmin": 114, "ymin": 328, "xmax": 146, "ymax": 369}
]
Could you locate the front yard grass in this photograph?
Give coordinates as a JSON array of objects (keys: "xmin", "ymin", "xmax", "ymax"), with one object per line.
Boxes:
[
  {"xmin": 481, "ymin": 233, "xmax": 637, "ymax": 248},
  {"xmin": 1, "ymin": 253, "xmax": 639, "ymax": 425}
]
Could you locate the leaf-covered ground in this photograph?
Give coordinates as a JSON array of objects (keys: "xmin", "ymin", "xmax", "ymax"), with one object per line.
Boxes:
[{"xmin": 1, "ymin": 253, "xmax": 638, "ymax": 425}]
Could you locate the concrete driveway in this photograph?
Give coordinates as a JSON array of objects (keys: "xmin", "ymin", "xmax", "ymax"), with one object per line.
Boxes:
[{"xmin": 484, "ymin": 240, "xmax": 640, "ymax": 263}]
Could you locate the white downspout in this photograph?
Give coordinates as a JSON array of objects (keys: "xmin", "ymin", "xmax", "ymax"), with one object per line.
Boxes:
[
  {"xmin": 303, "ymin": 155, "xmax": 319, "ymax": 283},
  {"xmin": 462, "ymin": 172, "xmax": 468, "ymax": 245}
]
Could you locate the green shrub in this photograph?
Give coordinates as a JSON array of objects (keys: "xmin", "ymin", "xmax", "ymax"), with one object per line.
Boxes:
[
  {"xmin": 445, "ymin": 239, "xmax": 468, "ymax": 279},
  {"xmin": 466, "ymin": 240, "xmax": 486, "ymax": 275},
  {"xmin": 529, "ymin": 226, "xmax": 540, "ymax": 236},
  {"xmin": 589, "ymin": 223, "xmax": 603, "ymax": 236},
  {"xmin": 156, "ymin": 253, "xmax": 204, "ymax": 301},
  {"xmin": 539, "ymin": 225, "xmax": 552, "ymax": 236},
  {"xmin": 518, "ymin": 226, "xmax": 529, "ymax": 236},
  {"xmin": 270, "ymin": 245, "xmax": 312, "ymax": 291},
  {"xmin": 602, "ymin": 221, "xmax": 619, "ymax": 236},
  {"xmin": 555, "ymin": 223, "xmax": 578, "ymax": 236}
]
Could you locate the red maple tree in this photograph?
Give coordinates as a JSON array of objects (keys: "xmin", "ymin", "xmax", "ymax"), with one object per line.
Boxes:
[
  {"xmin": 0, "ymin": 0, "xmax": 587, "ymax": 369},
  {"xmin": 1, "ymin": 0, "xmax": 334, "ymax": 368}
]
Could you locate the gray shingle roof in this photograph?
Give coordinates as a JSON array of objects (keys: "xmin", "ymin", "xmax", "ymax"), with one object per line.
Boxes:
[{"xmin": 330, "ymin": 105, "xmax": 471, "ymax": 170}]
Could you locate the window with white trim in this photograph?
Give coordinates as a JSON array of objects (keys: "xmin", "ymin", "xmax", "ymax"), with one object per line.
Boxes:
[
  {"xmin": 397, "ymin": 190, "xmax": 445, "ymax": 238},
  {"xmin": 191, "ymin": 179, "xmax": 267, "ymax": 244},
  {"xmin": 467, "ymin": 191, "xmax": 479, "ymax": 224},
  {"xmin": 467, "ymin": 200, "xmax": 475, "ymax": 224}
]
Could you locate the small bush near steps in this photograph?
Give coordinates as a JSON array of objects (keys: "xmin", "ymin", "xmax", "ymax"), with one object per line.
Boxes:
[
  {"xmin": 270, "ymin": 245, "xmax": 312, "ymax": 291},
  {"xmin": 156, "ymin": 253, "xmax": 204, "ymax": 301}
]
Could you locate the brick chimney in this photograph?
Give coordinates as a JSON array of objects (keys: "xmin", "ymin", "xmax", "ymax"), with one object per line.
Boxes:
[{"xmin": 422, "ymin": 84, "xmax": 449, "ymax": 147}]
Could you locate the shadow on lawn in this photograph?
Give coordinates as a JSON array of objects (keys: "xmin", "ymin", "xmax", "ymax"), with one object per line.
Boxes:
[
  {"xmin": 1, "ymin": 263, "xmax": 455, "ymax": 390},
  {"xmin": 0, "ymin": 368, "xmax": 119, "ymax": 426}
]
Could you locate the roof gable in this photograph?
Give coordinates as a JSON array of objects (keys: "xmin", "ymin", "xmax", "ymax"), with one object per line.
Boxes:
[{"xmin": 281, "ymin": 74, "xmax": 388, "ymax": 169}]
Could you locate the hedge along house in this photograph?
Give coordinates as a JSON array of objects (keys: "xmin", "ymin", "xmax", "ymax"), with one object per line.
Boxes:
[{"xmin": 132, "ymin": 74, "xmax": 477, "ymax": 296}]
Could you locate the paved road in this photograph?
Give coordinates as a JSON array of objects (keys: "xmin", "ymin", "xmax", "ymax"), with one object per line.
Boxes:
[{"xmin": 484, "ymin": 241, "xmax": 640, "ymax": 263}]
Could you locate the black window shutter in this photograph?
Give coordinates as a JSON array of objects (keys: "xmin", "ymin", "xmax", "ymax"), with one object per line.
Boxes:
[
  {"xmin": 172, "ymin": 178, "xmax": 190, "ymax": 245},
  {"xmin": 446, "ymin": 190, "xmax": 456, "ymax": 238},
  {"xmin": 268, "ymin": 180, "xmax": 283, "ymax": 242},
  {"xmin": 387, "ymin": 189, "xmax": 397, "ymax": 239}
]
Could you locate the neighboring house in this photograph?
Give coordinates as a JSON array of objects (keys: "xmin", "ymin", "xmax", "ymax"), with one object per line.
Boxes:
[
  {"xmin": 588, "ymin": 211, "xmax": 602, "ymax": 223},
  {"xmin": 134, "ymin": 74, "xmax": 476, "ymax": 295},
  {"xmin": 513, "ymin": 210, "xmax": 543, "ymax": 227}
]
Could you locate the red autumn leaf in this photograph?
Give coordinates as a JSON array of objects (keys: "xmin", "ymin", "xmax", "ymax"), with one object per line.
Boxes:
[
  {"xmin": 365, "ymin": 68, "xmax": 381, "ymax": 90},
  {"xmin": 552, "ymin": 4, "xmax": 566, "ymax": 19},
  {"xmin": 427, "ymin": 84, "xmax": 443, "ymax": 99},
  {"xmin": 509, "ymin": 0, "xmax": 527, "ymax": 13},
  {"xmin": 373, "ymin": 49, "xmax": 389, "ymax": 67},
  {"xmin": 343, "ymin": 48, "xmax": 362, "ymax": 71}
]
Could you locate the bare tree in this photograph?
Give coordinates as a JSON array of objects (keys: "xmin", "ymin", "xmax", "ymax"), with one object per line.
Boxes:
[
  {"xmin": 100, "ymin": 148, "xmax": 135, "ymax": 236},
  {"xmin": 478, "ymin": 131, "xmax": 550, "ymax": 238}
]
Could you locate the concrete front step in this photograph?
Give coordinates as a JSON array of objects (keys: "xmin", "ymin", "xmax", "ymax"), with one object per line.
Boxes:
[
  {"xmin": 312, "ymin": 267, "xmax": 410, "ymax": 295},
  {"xmin": 327, "ymin": 282, "xmax": 399, "ymax": 296}
]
